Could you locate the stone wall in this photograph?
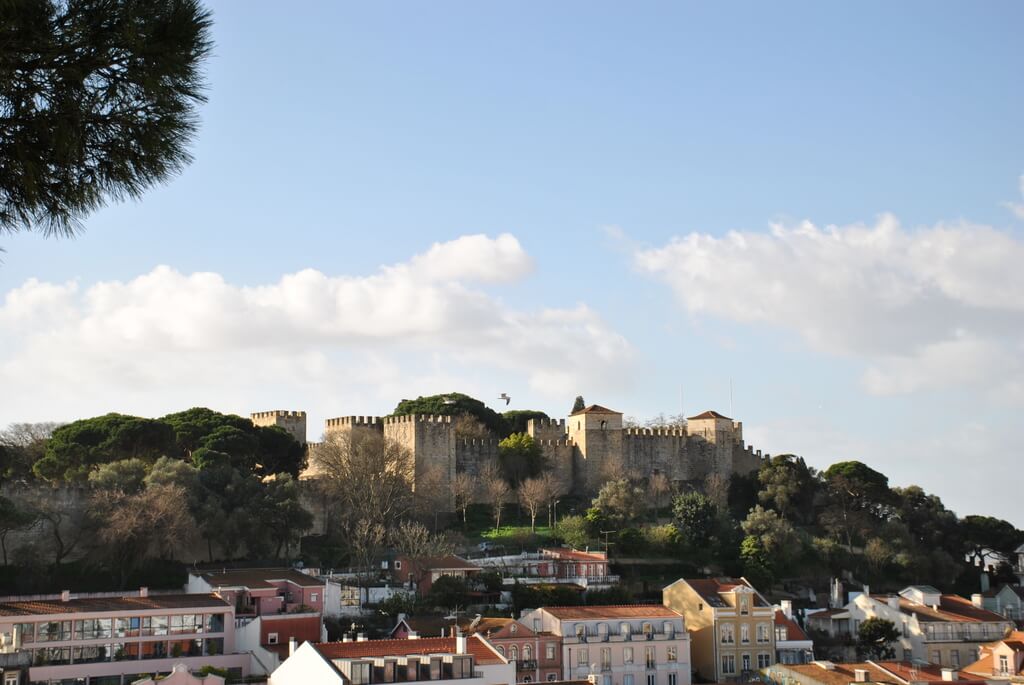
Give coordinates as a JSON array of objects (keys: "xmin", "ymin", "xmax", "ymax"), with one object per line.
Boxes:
[{"xmin": 250, "ymin": 410, "xmax": 308, "ymax": 445}]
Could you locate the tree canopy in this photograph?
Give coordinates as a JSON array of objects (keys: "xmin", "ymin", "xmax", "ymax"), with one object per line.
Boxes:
[{"xmin": 0, "ymin": 0, "xmax": 213, "ymax": 237}]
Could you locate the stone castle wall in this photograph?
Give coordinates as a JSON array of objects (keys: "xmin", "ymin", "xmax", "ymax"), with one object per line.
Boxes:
[{"xmin": 250, "ymin": 410, "xmax": 308, "ymax": 445}]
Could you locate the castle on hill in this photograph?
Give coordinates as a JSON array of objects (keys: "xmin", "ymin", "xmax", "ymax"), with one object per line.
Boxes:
[{"xmin": 251, "ymin": 403, "xmax": 769, "ymax": 505}]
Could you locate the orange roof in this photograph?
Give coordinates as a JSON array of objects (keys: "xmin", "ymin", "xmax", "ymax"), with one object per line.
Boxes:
[
  {"xmin": 542, "ymin": 547, "xmax": 608, "ymax": 561},
  {"xmin": 963, "ymin": 630, "xmax": 1024, "ymax": 677},
  {"xmin": 875, "ymin": 661, "xmax": 986, "ymax": 684},
  {"xmin": 315, "ymin": 635, "xmax": 505, "ymax": 665},
  {"xmin": 0, "ymin": 593, "xmax": 230, "ymax": 617},
  {"xmin": 874, "ymin": 594, "xmax": 1010, "ymax": 623},
  {"xmin": 683, "ymin": 578, "xmax": 770, "ymax": 608},
  {"xmin": 774, "ymin": 610, "xmax": 809, "ymax": 641},
  {"xmin": 417, "ymin": 555, "xmax": 482, "ymax": 571},
  {"xmin": 570, "ymin": 404, "xmax": 621, "ymax": 416},
  {"xmin": 779, "ymin": 662, "xmax": 898, "ymax": 685},
  {"xmin": 687, "ymin": 410, "xmax": 732, "ymax": 421},
  {"xmin": 543, "ymin": 604, "xmax": 683, "ymax": 619}
]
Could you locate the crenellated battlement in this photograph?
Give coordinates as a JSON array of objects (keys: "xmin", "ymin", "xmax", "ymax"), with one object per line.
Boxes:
[
  {"xmin": 459, "ymin": 438, "xmax": 500, "ymax": 447},
  {"xmin": 624, "ymin": 427, "xmax": 687, "ymax": 437},
  {"xmin": 533, "ymin": 418, "xmax": 565, "ymax": 429},
  {"xmin": 251, "ymin": 410, "xmax": 306, "ymax": 420},
  {"xmin": 325, "ymin": 415, "xmax": 382, "ymax": 428},
  {"xmin": 535, "ymin": 438, "xmax": 574, "ymax": 447},
  {"xmin": 381, "ymin": 414, "xmax": 454, "ymax": 425}
]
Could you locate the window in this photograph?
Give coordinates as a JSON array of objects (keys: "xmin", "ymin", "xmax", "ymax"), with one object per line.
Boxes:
[
  {"xmin": 951, "ymin": 650, "xmax": 960, "ymax": 668},
  {"xmin": 740, "ymin": 597, "xmax": 749, "ymax": 615},
  {"xmin": 698, "ymin": 603, "xmax": 703, "ymax": 612},
  {"xmin": 311, "ymin": 592, "xmax": 318, "ymax": 602},
  {"xmin": 548, "ymin": 675, "xmax": 557, "ymax": 682},
  {"xmin": 576, "ymin": 624, "xmax": 586, "ymax": 639},
  {"xmin": 511, "ymin": 646, "xmax": 519, "ymax": 662},
  {"xmin": 511, "ymin": 623, "xmax": 519, "ymax": 634},
  {"xmin": 667, "ymin": 646, "xmax": 677, "ymax": 662},
  {"xmin": 15, "ymin": 623, "xmax": 33, "ymax": 643},
  {"xmin": 663, "ymin": 621, "xmax": 674, "ymax": 638},
  {"xmin": 604, "ymin": 676, "xmax": 612, "ymax": 685},
  {"xmin": 601, "ymin": 647, "xmax": 611, "ymax": 670},
  {"xmin": 758, "ymin": 653, "xmax": 771, "ymax": 669},
  {"xmin": 668, "ymin": 674, "xmax": 677, "ymax": 685},
  {"xmin": 621, "ymin": 622, "xmax": 631, "ymax": 638},
  {"xmin": 740, "ymin": 624, "xmax": 750, "ymax": 644},
  {"xmin": 969, "ymin": 649, "xmax": 979, "ymax": 663},
  {"xmin": 624, "ymin": 647, "xmax": 634, "ymax": 664},
  {"xmin": 646, "ymin": 647, "xmax": 655, "ymax": 669},
  {"xmin": 775, "ymin": 626, "xmax": 788, "ymax": 642},
  {"xmin": 722, "ymin": 655, "xmax": 736, "ymax": 675},
  {"xmin": 395, "ymin": 560, "xmax": 402, "ymax": 570},
  {"xmin": 742, "ymin": 654, "xmax": 751, "ymax": 672},
  {"xmin": 625, "ymin": 675, "xmax": 634, "ymax": 685},
  {"xmin": 546, "ymin": 643, "xmax": 556, "ymax": 660},
  {"xmin": 535, "ymin": 619, "xmax": 542, "ymax": 631},
  {"xmin": 932, "ymin": 650, "xmax": 942, "ymax": 666},
  {"xmin": 757, "ymin": 623, "xmax": 770, "ymax": 643},
  {"xmin": 578, "ymin": 648, "xmax": 589, "ymax": 666},
  {"xmin": 524, "ymin": 644, "xmax": 533, "ymax": 661},
  {"xmin": 36, "ymin": 620, "xmax": 71, "ymax": 642},
  {"xmin": 268, "ymin": 633, "xmax": 279, "ymax": 645},
  {"xmin": 720, "ymin": 624, "xmax": 735, "ymax": 644},
  {"xmin": 999, "ymin": 655, "xmax": 1010, "ymax": 675},
  {"xmin": 524, "ymin": 678, "xmax": 533, "ymax": 684},
  {"xmin": 647, "ymin": 675, "xmax": 656, "ymax": 685},
  {"xmin": 5, "ymin": 674, "xmax": 19, "ymax": 685},
  {"xmin": 497, "ymin": 646, "xmax": 506, "ymax": 657},
  {"xmin": 643, "ymin": 622, "xmax": 653, "ymax": 638}
]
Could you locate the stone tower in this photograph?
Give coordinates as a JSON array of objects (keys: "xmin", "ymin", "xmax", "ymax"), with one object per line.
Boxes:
[
  {"xmin": 250, "ymin": 410, "xmax": 307, "ymax": 445},
  {"xmin": 567, "ymin": 404, "xmax": 624, "ymax": 493},
  {"xmin": 383, "ymin": 415, "xmax": 456, "ymax": 508},
  {"xmin": 685, "ymin": 410, "xmax": 738, "ymax": 476}
]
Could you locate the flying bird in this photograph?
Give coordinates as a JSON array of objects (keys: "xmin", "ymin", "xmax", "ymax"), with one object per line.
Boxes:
[{"xmin": 498, "ymin": 393, "xmax": 511, "ymax": 405}]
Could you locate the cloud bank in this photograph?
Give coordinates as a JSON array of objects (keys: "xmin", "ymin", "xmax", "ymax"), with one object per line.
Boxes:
[
  {"xmin": 635, "ymin": 216, "xmax": 1024, "ymax": 399},
  {"xmin": 0, "ymin": 234, "xmax": 633, "ymax": 424}
]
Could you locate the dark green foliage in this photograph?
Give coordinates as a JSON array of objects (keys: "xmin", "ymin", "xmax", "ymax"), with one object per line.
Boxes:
[
  {"xmin": 857, "ymin": 617, "xmax": 900, "ymax": 660},
  {"xmin": 590, "ymin": 479, "xmax": 643, "ymax": 528},
  {"xmin": 672, "ymin": 491, "xmax": 717, "ymax": 548},
  {"xmin": 497, "ymin": 433, "xmax": 545, "ymax": 485},
  {"xmin": 961, "ymin": 515, "xmax": 1024, "ymax": 565},
  {"xmin": 726, "ymin": 472, "xmax": 759, "ymax": 520},
  {"xmin": 35, "ymin": 414, "xmax": 175, "ymax": 481},
  {"xmin": 393, "ymin": 393, "xmax": 507, "ymax": 436},
  {"xmin": 196, "ymin": 665, "xmax": 230, "ymax": 678},
  {"xmin": 512, "ymin": 582, "xmax": 584, "ymax": 612},
  {"xmin": 758, "ymin": 454, "xmax": 817, "ymax": 523},
  {"xmin": 259, "ymin": 474, "xmax": 314, "ymax": 559},
  {"xmin": 428, "ymin": 575, "xmax": 470, "ymax": 609},
  {"xmin": 571, "ymin": 396, "xmax": 586, "ymax": 413},
  {"xmin": 0, "ymin": 0, "xmax": 213, "ymax": 236},
  {"xmin": 162, "ymin": 407, "xmax": 253, "ymax": 457},
  {"xmin": 502, "ymin": 410, "xmax": 549, "ymax": 435}
]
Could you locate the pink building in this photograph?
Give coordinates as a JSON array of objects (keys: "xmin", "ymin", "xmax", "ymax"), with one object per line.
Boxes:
[
  {"xmin": 0, "ymin": 589, "xmax": 251, "ymax": 684},
  {"xmin": 392, "ymin": 556, "xmax": 482, "ymax": 595},
  {"xmin": 474, "ymin": 549, "xmax": 618, "ymax": 591}
]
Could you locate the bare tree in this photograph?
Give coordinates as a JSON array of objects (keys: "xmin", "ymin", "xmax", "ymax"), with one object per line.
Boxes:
[
  {"xmin": 538, "ymin": 471, "xmax": 567, "ymax": 528},
  {"xmin": 649, "ymin": 472, "xmax": 671, "ymax": 520},
  {"xmin": 0, "ymin": 422, "xmax": 60, "ymax": 479},
  {"xmin": 453, "ymin": 415, "xmax": 492, "ymax": 439},
  {"xmin": 481, "ymin": 463, "xmax": 509, "ymax": 531},
  {"xmin": 31, "ymin": 490, "xmax": 88, "ymax": 567},
  {"xmin": 452, "ymin": 471, "xmax": 476, "ymax": 526},
  {"xmin": 704, "ymin": 471, "xmax": 729, "ymax": 512},
  {"xmin": 518, "ymin": 477, "xmax": 547, "ymax": 532},
  {"xmin": 391, "ymin": 520, "xmax": 454, "ymax": 590},
  {"xmin": 414, "ymin": 464, "xmax": 451, "ymax": 531},
  {"xmin": 349, "ymin": 518, "xmax": 387, "ymax": 605},
  {"xmin": 310, "ymin": 431, "xmax": 414, "ymax": 536}
]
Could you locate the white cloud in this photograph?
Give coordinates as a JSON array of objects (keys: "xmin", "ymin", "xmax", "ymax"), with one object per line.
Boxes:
[
  {"xmin": 1003, "ymin": 175, "xmax": 1024, "ymax": 220},
  {"xmin": 634, "ymin": 216, "xmax": 1024, "ymax": 398},
  {"xmin": 0, "ymin": 234, "xmax": 633, "ymax": 426}
]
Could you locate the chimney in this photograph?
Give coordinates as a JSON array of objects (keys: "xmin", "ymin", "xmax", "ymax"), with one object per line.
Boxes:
[
  {"xmin": 980, "ymin": 572, "xmax": 991, "ymax": 594},
  {"xmin": 971, "ymin": 594, "xmax": 983, "ymax": 608},
  {"xmin": 781, "ymin": 600, "xmax": 793, "ymax": 620},
  {"xmin": 854, "ymin": 668, "xmax": 869, "ymax": 682},
  {"xmin": 862, "ymin": 585, "xmax": 870, "ymax": 598},
  {"xmin": 408, "ymin": 631, "xmax": 420, "ymax": 640},
  {"xmin": 357, "ymin": 633, "xmax": 367, "ymax": 642},
  {"xmin": 139, "ymin": 587, "xmax": 149, "ymax": 598},
  {"xmin": 342, "ymin": 635, "xmax": 352, "ymax": 643},
  {"xmin": 289, "ymin": 637, "xmax": 297, "ymax": 656},
  {"xmin": 60, "ymin": 590, "xmax": 71, "ymax": 602},
  {"xmin": 941, "ymin": 669, "xmax": 958, "ymax": 681},
  {"xmin": 456, "ymin": 634, "xmax": 467, "ymax": 655}
]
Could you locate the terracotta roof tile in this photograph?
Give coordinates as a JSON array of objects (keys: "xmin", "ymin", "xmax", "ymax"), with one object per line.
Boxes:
[
  {"xmin": 0, "ymin": 593, "xmax": 230, "ymax": 617},
  {"xmin": 774, "ymin": 611, "xmax": 809, "ymax": 641},
  {"xmin": 882, "ymin": 594, "xmax": 1011, "ymax": 623},
  {"xmin": 569, "ymin": 405, "xmax": 621, "ymax": 416},
  {"xmin": 417, "ymin": 555, "xmax": 482, "ymax": 571},
  {"xmin": 682, "ymin": 578, "xmax": 770, "ymax": 608},
  {"xmin": 200, "ymin": 567, "xmax": 324, "ymax": 589},
  {"xmin": 314, "ymin": 635, "xmax": 505, "ymax": 665},
  {"xmin": 541, "ymin": 548, "xmax": 608, "ymax": 561},
  {"xmin": 875, "ymin": 662, "xmax": 986, "ymax": 684},
  {"xmin": 543, "ymin": 605, "xmax": 683, "ymax": 619},
  {"xmin": 779, "ymin": 662, "xmax": 897, "ymax": 685},
  {"xmin": 687, "ymin": 410, "xmax": 732, "ymax": 421}
]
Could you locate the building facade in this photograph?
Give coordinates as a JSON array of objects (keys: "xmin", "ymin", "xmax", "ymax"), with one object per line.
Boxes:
[
  {"xmin": 0, "ymin": 590, "xmax": 252, "ymax": 684},
  {"xmin": 662, "ymin": 577, "xmax": 776, "ymax": 682},
  {"xmin": 806, "ymin": 585, "xmax": 1013, "ymax": 668},
  {"xmin": 774, "ymin": 603, "xmax": 814, "ymax": 665},
  {"xmin": 962, "ymin": 629, "xmax": 1024, "ymax": 682},
  {"xmin": 474, "ymin": 549, "xmax": 619, "ymax": 591},
  {"xmin": 519, "ymin": 605, "xmax": 691, "ymax": 685}
]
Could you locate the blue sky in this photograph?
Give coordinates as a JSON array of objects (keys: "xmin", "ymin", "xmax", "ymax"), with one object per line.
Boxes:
[{"xmin": 2, "ymin": 2, "xmax": 1023, "ymax": 524}]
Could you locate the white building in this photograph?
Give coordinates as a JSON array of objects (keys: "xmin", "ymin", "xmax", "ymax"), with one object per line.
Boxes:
[
  {"xmin": 269, "ymin": 635, "xmax": 515, "ymax": 685},
  {"xmin": 519, "ymin": 606, "xmax": 691, "ymax": 685}
]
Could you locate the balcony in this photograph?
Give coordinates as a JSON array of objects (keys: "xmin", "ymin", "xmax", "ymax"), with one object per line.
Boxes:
[{"xmin": 518, "ymin": 660, "xmax": 538, "ymax": 670}]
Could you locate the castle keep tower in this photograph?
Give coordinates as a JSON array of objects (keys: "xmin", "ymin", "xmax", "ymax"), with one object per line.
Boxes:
[
  {"xmin": 567, "ymin": 404, "xmax": 624, "ymax": 492},
  {"xmin": 685, "ymin": 410, "xmax": 740, "ymax": 476},
  {"xmin": 250, "ymin": 410, "xmax": 307, "ymax": 445}
]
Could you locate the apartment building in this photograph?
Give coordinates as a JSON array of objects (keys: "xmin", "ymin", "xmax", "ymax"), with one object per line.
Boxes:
[
  {"xmin": 0, "ymin": 589, "xmax": 252, "ymax": 684},
  {"xmin": 475, "ymin": 549, "xmax": 619, "ymax": 591},
  {"xmin": 775, "ymin": 602, "xmax": 814, "ymax": 665},
  {"xmin": 392, "ymin": 556, "xmax": 483, "ymax": 595},
  {"xmin": 662, "ymin": 577, "xmax": 776, "ymax": 682},
  {"xmin": 806, "ymin": 585, "xmax": 1013, "ymax": 668},
  {"xmin": 982, "ymin": 585, "xmax": 1024, "ymax": 624},
  {"xmin": 269, "ymin": 635, "xmax": 514, "ymax": 685},
  {"xmin": 519, "ymin": 605, "xmax": 690, "ymax": 685},
  {"xmin": 962, "ymin": 629, "xmax": 1024, "ymax": 681}
]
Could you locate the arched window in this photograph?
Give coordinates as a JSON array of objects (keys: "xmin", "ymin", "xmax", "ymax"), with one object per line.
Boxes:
[
  {"xmin": 510, "ymin": 646, "xmax": 519, "ymax": 662},
  {"xmin": 524, "ymin": 645, "xmax": 533, "ymax": 661},
  {"xmin": 548, "ymin": 675, "xmax": 557, "ymax": 682},
  {"xmin": 510, "ymin": 624, "xmax": 518, "ymax": 634},
  {"xmin": 620, "ymin": 622, "xmax": 631, "ymax": 637},
  {"xmin": 497, "ymin": 646, "xmax": 505, "ymax": 657}
]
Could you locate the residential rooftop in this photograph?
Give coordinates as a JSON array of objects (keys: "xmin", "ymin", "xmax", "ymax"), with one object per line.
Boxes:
[
  {"xmin": 197, "ymin": 567, "xmax": 325, "ymax": 589},
  {"xmin": 0, "ymin": 593, "xmax": 230, "ymax": 617},
  {"xmin": 313, "ymin": 636, "xmax": 505, "ymax": 665},
  {"xmin": 542, "ymin": 604, "xmax": 684, "ymax": 619}
]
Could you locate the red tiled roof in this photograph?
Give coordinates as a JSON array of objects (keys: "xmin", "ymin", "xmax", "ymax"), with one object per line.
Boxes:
[
  {"xmin": 683, "ymin": 578, "xmax": 770, "ymax": 608},
  {"xmin": 200, "ymin": 567, "xmax": 324, "ymax": 589},
  {"xmin": 774, "ymin": 611, "xmax": 809, "ymax": 641},
  {"xmin": 875, "ymin": 594, "xmax": 1011, "ymax": 623},
  {"xmin": 543, "ymin": 605, "xmax": 683, "ymax": 619},
  {"xmin": 779, "ymin": 662, "xmax": 897, "ymax": 685},
  {"xmin": 875, "ymin": 662, "xmax": 986, "ymax": 684},
  {"xmin": 569, "ymin": 404, "xmax": 621, "ymax": 416},
  {"xmin": 0, "ymin": 593, "xmax": 230, "ymax": 617},
  {"xmin": 314, "ymin": 635, "xmax": 505, "ymax": 665},
  {"xmin": 687, "ymin": 410, "xmax": 732, "ymax": 421},
  {"xmin": 420, "ymin": 555, "xmax": 482, "ymax": 571}
]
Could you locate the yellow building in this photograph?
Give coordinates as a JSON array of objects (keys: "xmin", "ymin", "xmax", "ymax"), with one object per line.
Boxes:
[{"xmin": 663, "ymin": 578, "xmax": 775, "ymax": 682}]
